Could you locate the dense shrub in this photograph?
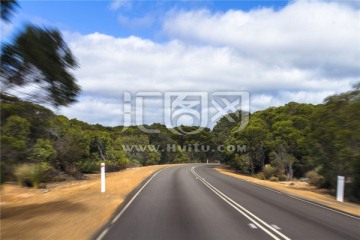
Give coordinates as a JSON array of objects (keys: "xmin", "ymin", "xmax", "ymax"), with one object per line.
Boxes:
[
  {"xmin": 255, "ymin": 172, "xmax": 265, "ymax": 180},
  {"xmin": 14, "ymin": 163, "xmax": 50, "ymax": 188},
  {"xmin": 278, "ymin": 174, "xmax": 287, "ymax": 181},
  {"xmin": 103, "ymin": 159, "xmax": 128, "ymax": 172},
  {"xmin": 78, "ymin": 161, "xmax": 99, "ymax": 174},
  {"xmin": 305, "ymin": 170, "xmax": 325, "ymax": 187},
  {"xmin": 231, "ymin": 154, "xmax": 250, "ymax": 173},
  {"xmin": 0, "ymin": 162, "xmax": 6, "ymax": 184},
  {"xmin": 263, "ymin": 164, "xmax": 275, "ymax": 179},
  {"xmin": 30, "ymin": 139, "xmax": 57, "ymax": 162},
  {"xmin": 62, "ymin": 163, "xmax": 84, "ymax": 179},
  {"xmin": 270, "ymin": 176, "xmax": 279, "ymax": 182}
]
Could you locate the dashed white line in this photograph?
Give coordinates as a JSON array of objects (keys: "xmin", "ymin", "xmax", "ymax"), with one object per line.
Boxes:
[
  {"xmin": 271, "ymin": 224, "xmax": 281, "ymax": 230},
  {"xmin": 225, "ymin": 173, "xmax": 360, "ymax": 220},
  {"xmin": 249, "ymin": 223, "xmax": 258, "ymax": 229},
  {"xmin": 191, "ymin": 166, "xmax": 291, "ymax": 240}
]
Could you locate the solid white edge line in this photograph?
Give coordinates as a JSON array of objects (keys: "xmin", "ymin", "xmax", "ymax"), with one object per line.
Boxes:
[
  {"xmin": 95, "ymin": 228, "xmax": 109, "ymax": 240},
  {"xmin": 191, "ymin": 166, "xmax": 291, "ymax": 240},
  {"xmin": 199, "ymin": 175, "xmax": 281, "ymax": 240},
  {"xmin": 220, "ymin": 170, "xmax": 360, "ymax": 220},
  {"xmin": 204, "ymin": 178, "xmax": 291, "ymax": 240},
  {"xmin": 96, "ymin": 166, "xmax": 171, "ymax": 240}
]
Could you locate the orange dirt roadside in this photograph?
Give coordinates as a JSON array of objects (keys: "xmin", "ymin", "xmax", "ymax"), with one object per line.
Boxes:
[{"xmin": 1, "ymin": 164, "xmax": 173, "ymax": 240}]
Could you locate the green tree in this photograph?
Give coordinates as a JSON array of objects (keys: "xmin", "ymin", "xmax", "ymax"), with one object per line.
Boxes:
[
  {"xmin": 309, "ymin": 84, "xmax": 360, "ymax": 200},
  {"xmin": 1, "ymin": 0, "xmax": 18, "ymax": 22},
  {"xmin": 272, "ymin": 120, "xmax": 300, "ymax": 180},
  {"xmin": 228, "ymin": 116, "xmax": 271, "ymax": 174},
  {"xmin": 1, "ymin": 24, "xmax": 80, "ymax": 107},
  {"xmin": 1, "ymin": 115, "xmax": 30, "ymax": 163},
  {"xmin": 231, "ymin": 154, "xmax": 251, "ymax": 173},
  {"xmin": 212, "ymin": 111, "xmax": 246, "ymax": 162},
  {"xmin": 30, "ymin": 139, "xmax": 57, "ymax": 162},
  {"xmin": 120, "ymin": 134, "xmax": 160, "ymax": 166},
  {"xmin": 50, "ymin": 116, "xmax": 90, "ymax": 177}
]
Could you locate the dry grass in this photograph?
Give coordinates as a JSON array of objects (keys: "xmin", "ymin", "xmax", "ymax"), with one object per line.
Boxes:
[
  {"xmin": 215, "ymin": 167, "xmax": 360, "ymax": 217},
  {"xmin": 1, "ymin": 165, "xmax": 172, "ymax": 240}
]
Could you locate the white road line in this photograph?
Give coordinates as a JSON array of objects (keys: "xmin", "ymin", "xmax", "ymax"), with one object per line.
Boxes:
[
  {"xmin": 95, "ymin": 228, "xmax": 109, "ymax": 240},
  {"xmin": 96, "ymin": 166, "xmax": 171, "ymax": 240},
  {"xmin": 271, "ymin": 225, "xmax": 281, "ymax": 230},
  {"xmin": 191, "ymin": 166, "xmax": 291, "ymax": 240},
  {"xmin": 249, "ymin": 223, "xmax": 258, "ymax": 229},
  {"xmin": 223, "ymin": 173, "xmax": 360, "ymax": 220},
  {"xmin": 111, "ymin": 166, "xmax": 171, "ymax": 224}
]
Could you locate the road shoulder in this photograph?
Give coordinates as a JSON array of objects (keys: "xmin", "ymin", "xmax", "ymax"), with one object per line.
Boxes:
[
  {"xmin": 215, "ymin": 167, "xmax": 360, "ymax": 217},
  {"xmin": 1, "ymin": 164, "xmax": 173, "ymax": 240}
]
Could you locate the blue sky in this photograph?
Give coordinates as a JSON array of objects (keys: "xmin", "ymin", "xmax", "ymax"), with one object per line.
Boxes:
[
  {"xmin": 2, "ymin": 1, "xmax": 359, "ymax": 127},
  {"xmin": 14, "ymin": 1, "xmax": 289, "ymax": 40}
]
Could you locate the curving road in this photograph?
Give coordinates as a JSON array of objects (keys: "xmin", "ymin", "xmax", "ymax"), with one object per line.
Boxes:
[{"xmin": 95, "ymin": 164, "xmax": 360, "ymax": 240}]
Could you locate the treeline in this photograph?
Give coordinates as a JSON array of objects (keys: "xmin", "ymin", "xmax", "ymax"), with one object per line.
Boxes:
[
  {"xmin": 0, "ymin": 94, "xmax": 214, "ymax": 186},
  {"xmin": 1, "ymin": 84, "xmax": 359, "ymax": 201},
  {"xmin": 222, "ymin": 84, "xmax": 359, "ymax": 201}
]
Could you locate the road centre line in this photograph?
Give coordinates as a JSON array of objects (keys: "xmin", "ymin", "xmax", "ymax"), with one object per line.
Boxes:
[
  {"xmin": 191, "ymin": 166, "xmax": 291, "ymax": 240},
  {"xmin": 223, "ymin": 172, "xmax": 360, "ymax": 220}
]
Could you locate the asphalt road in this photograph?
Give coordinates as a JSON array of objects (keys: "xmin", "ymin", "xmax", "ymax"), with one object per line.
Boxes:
[{"xmin": 96, "ymin": 164, "xmax": 360, "ymax": 240}]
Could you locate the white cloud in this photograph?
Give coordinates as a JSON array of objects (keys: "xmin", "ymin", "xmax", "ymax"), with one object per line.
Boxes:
[
  {"xmin": 59, "ymin": 0, "xmax": 358, "ymax": 127},
  {"xmin": 163, "ymin": 0, "xmax": 359, "ymax": 78},
  {"xmin": 110, "ymin": 0, "xmax": 132, "ymax": 10}
]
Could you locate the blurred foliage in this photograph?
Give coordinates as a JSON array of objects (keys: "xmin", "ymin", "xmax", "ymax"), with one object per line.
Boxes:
[
  {"xmin": 307, "ymin": 84, "xmax": 360, "ymax": 200},
  {"xmin": 30, "ymin": 139, "xmax": 57, "ymax": 162},
  {"xmin": 0, "ymin": 0, "xmax": 18, "ymax": 22},
  {"xmin": 222, "ymin": 83, "xmax": 360, "ymax": 201},
  {"xmin": 1, "ymin": 25, "xmax": 80, "ymax": 107},
  {"xmin": 1, "ymin": 82, "xmax": 359, "ymax": 201},
  {"xmin": 14, "ymin": 162, "xmax": 50, "ymax": 188},
  {"xmin": 305, "ymin": 170, "xmax": 325, "ymax": 188}
]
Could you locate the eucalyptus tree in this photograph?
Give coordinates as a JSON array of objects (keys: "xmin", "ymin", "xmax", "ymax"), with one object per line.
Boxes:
[{"xmin": 1, "ymin": 25, "xmax": 80, "ymax": 107}]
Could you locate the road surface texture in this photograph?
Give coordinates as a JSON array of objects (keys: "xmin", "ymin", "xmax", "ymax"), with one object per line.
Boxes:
[{"xmin": 96, "ymin": 164, "xmax": 360, "ymax": 240}]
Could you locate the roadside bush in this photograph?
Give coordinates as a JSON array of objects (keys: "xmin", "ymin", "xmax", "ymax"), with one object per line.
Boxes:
[
  {"xmin": 231, "ymin": 154, "xmax": 250, "ymax": 173},
  {"xmin": 0, "ymin": 161, "xmax": 7, "ymax": 184},
  {"xmin": 305, "ymin": 170, "xmax": 325, "ymax": 187},
  {"xmin": 104, "ymin": 159, "xmax": 128, "ymax": 172},
  {"xmin": 278, "ymin": 174, "xmax": 287, "ymax": 181},
  {"xmin": 255, "ymin": 172, "xmax": 265, "ymax": 180},
  {"xmin": 14, "ymin": 163, "xmax": 50, "ymax": 188},
  {"xmin": 78, "ymin": 161, "xmax": 99, "ymax": 174},
  {"xmin": 270, "ymin": 176, "xmax": 279, "ymax": 182},
  {"xmin": 62, "ymin": 163, "xmax": 83, "ymax": 179},
  {"xmin": 263, "ymin": 164, "xmax": 275, "ymax": 179}
]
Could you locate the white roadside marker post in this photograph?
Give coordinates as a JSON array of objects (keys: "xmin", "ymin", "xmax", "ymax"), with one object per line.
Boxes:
[
  {"xmin": 207, "ymin": 159, "xmax": 208, "ymax": 164},
  {"xmin": 336, "ymin": 176, "xmax": 345, "ymax": 202},
  {"xmin": 101, "ymin": 162, "xmax": 106, "ymax": 193}
]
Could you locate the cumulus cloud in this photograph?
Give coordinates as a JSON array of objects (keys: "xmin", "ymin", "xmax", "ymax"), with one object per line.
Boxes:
[
  {"xmin": 163, "ymin": 0, "xmax": 359, "ymax": 78},
  {"xmin": 59, "ymin": 0, "xmax": 358, "ymax": 127}
]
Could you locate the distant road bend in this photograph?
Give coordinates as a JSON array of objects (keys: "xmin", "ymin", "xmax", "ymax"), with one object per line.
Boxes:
[{"xmin": 96, "ymin": 164, "xmax": 360, "ymax": 240}]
